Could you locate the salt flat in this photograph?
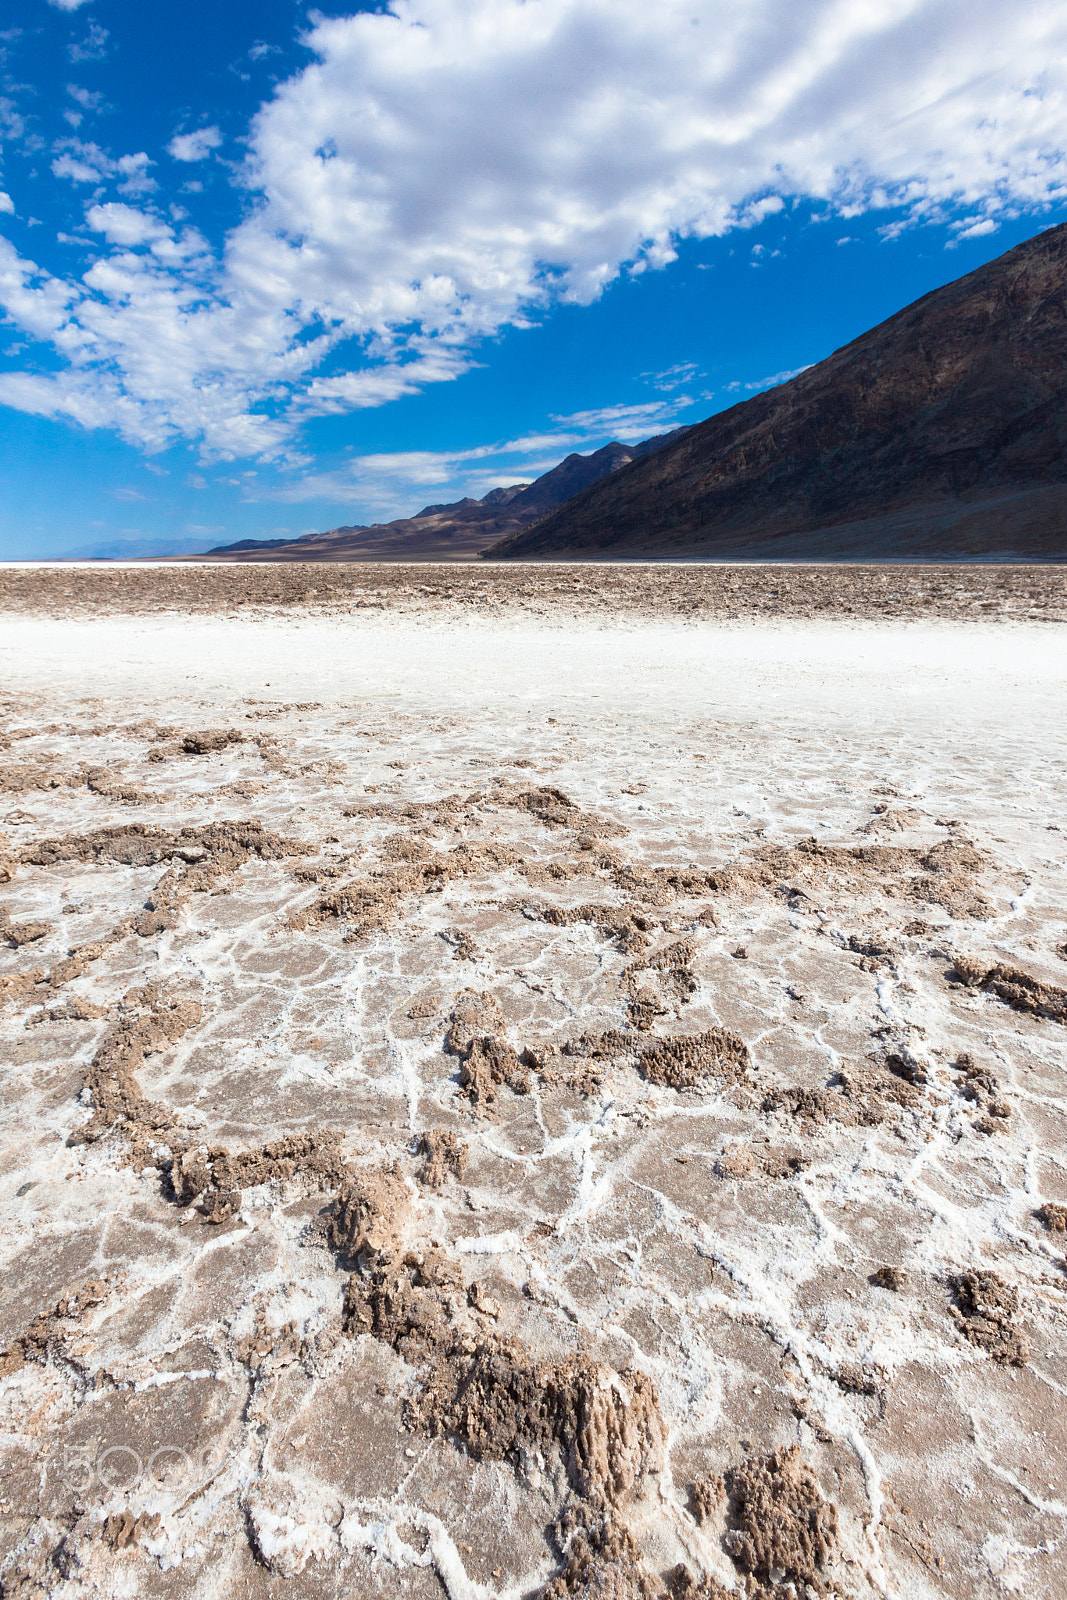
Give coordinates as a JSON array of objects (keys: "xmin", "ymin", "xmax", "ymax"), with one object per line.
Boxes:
[{"xmin": 0, "ymin": 571, "xmax": 1065, "ymax": 1600}]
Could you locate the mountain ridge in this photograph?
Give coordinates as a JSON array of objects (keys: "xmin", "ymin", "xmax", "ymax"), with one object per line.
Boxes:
[
  {"xmin": 486, "ymin": 223, "xmax": 1067, "ymax": 562},
  {"xmin": 204, "ymin": 428, "xmax": 689, "ymax": 562}
]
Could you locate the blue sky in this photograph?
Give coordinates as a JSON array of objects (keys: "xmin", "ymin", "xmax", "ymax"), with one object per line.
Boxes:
[{"xmin": 1, "ymin": 0, "xmax": 1066, "ymax": 558}]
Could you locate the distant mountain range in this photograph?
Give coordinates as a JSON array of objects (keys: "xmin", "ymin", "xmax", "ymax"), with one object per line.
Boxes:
[
  {"xmin": 206, "ymin": 429, "xmax": 689, "ymax": 562},
  {"xmin": 487, "ymin": 224, "xmax": 1067, "ymax": 561}
]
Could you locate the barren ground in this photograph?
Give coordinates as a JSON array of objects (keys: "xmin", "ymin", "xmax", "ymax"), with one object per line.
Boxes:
[{"xmin": 0, "ymin": 563, "xmax": 1065, "ymax": 1600}]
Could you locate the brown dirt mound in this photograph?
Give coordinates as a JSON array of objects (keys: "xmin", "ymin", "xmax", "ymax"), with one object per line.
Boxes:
[
  {"xmin": 458, "ymin": 1036, "xmax": 532, "ymax": 1110},
  {"xmin": 501, "ymin": 786, "xmax": 626, "ymax": 840},
  {"xmin": 180, "ymin": 729, "xmax": 244, "ymax": 754},
  {"xmin": 412, "ymin": 1337, "xmax": 665, "ymax": 1509},
  {"xmin": 715, "ymin": 1144, "xmax": 805, "ymax": 1180},
  {"xmin": 698, "ymin": 835, "xmax": 992, "ymax": 921},
  {"xmin": 871, "ymin": 1265, "xmax": 906, "ymax": 1291},
  {"xmin": 561, "ymin": 1030, "xmax": 636, "ymax": 1060},
  {"xmin": 174, "ymin": 1130, "xmax": 347, "ymax": 1214},
  {"xmin": 763, "ymin": 1061, "xmax": 922, "ymax": 1127},
  {"xmin": 72, "ymin": 985, "xmax": 202, "ymax": 1145},
  {"xmin": 342, "ymin": 1248, "xmax": 461, "ymax": 1359},
  {"xmin": 695, "ymin": 1444, "xmax": 840, "ymax": 1596},
  {"xmin": 624, "ymin": 940, "xmax": 699, "ymax": 1015},
  {"xmin": 290, "ymin": 842, "xmax": 524, "ymax": 941},
  {"xmin": 327, "ymin": 1165, "xmax": 411, "ymax": 1261},
  {"xmin": 419, "ymin": 1129, "xmax": 468, "ymax": 1188},
  {"xmin": 544, "ymin": 1507, "xmax": 665, "ymax": 1599},
  {"xmin": 640, "ymin": 1029, "xmax": 751, "ymax": 1089},
  {"xmin": 22, "ymin": 819, "xmax": 307, "ymax": 871},
  {"xmin": 102, "ymin": 1512, "xmax": 161, "ymax": 1550},
  {"xmin": 2, "ymin": 918, "xmax": 51, "ymax": 948},
  {"xmin": 950, "ymin": 1270, "xmax": 1030, "ymax": 1365},
  {"xmin": 0, "ymin": 1279, "xmax": 111, "ymax": 1377},
  {"xmin": 665, "ymin": 1569, "xmax": 736, "ymax": 1600},
  {"xmin": 532, "ymin": 901, "xmax": 656, "ymax": 954},
  {"xmin": 1037, "ymin": 1202, "xmax": 1067, "ymax": 1233},
  {"xmin": 443, "ymin": 989, "xmax": 531, "ymax": 1112},
  {"xmin": 0, "ymin": 762, "xmax": 153, "ymax": 804},
  {"xmin": 953, "ymin": 956, "xmax": 1067, "ymax": 1023}
]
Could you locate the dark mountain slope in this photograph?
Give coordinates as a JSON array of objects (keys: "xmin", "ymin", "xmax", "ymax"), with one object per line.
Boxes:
[
  {"xmin": 204, "ymin": 429, "xmax": 688, "ymax": 562},
  {"xmin": 486, "ymin": 224, "xmax": 1067, "ymax": 561}
]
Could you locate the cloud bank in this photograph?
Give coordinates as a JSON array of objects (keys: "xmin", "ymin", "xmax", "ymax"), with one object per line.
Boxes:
[{"xmin": 2, "ymin": 0, "xmax": 1067, "ymax": 457}]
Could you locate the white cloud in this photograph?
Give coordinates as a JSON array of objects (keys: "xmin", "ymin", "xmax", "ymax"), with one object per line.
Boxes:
[
  {"xmin": 0, "ymin": 192, "xmax": 13, "ymax": 215},
  {"xmin": 2, "ymin": 0, "xmax": 1067, "ymax": 456},
  {"xmin": 643, "ymin": 361, "xmax": 702, "ymax": 392},
  {"xmin": 167, "ymin": 126, "xmax": 223, "ymax": 163},
  {"xmin": 47, "ymin": 0, "xmax": 91, "ymax": 9},
  {"xmin": 68, "ymin": 84, "xmax": 104, "ymax": 111},
  {"xmin": 52, "ymin": 141, "xmax": 155, "ymax": 196},
  {"xmin": 743, "ymin": 364, "xmax": 813, "ymax": 390},
  {"xmin": 68, "ymin": 23, "xmax": 109, "ymax": 63},
  {"xmin": 86, "ymin": 202, "xmax": 172, "ymax": 247}
]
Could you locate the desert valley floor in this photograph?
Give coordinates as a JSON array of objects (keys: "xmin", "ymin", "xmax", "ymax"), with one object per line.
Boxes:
[{"xmin": 0, "ymin": 563, "xmax": 1065, "ymax": 1600}]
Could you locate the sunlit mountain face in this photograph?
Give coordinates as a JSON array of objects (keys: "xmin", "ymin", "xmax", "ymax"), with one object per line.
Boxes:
[{"xmin": 1, "ymin": 0, "xmax": 1066, "ymax": 558}]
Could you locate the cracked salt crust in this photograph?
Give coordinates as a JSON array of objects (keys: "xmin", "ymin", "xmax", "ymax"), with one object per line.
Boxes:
[{"xmin": 0, "ymin": 582, "xmax": 1065, "ymax": 1597}]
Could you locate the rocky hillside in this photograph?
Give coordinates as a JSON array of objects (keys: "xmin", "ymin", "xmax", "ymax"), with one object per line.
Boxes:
[
  {"xmin": 487, "ymin": 224, "xmax": 1067, "ymax": 561},
  {"xmin": 206, "ymin": 429, "xmax": 687, "ymax": 562}
]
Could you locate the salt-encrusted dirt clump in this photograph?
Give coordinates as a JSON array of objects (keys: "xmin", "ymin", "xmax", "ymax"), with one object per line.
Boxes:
[
  {"xmin": 418, "ymin": 1128, "xmax": 468, "ymax": 1187},
  {"xmin": 950, "ymin": 1051, "xmax": 1012, "ymax": 1135},
  {"xmin": 179, "ymin": 728, "xmax": 244, "ymax": 755},
  {"xmin": 173, "ymin": 1129, "xmax": 348, "ymax": 1219},
  {"xmin": 18, "ymin": 817, "xmax": 306, "ymax": 871},
  {"xmin": 703, "ymin": 835, "xmax": 993, "ymax": 921},
  {"xmin": 330, "ymin": 1146, "xmax": 670, "ymax": 1595},
  {"xmin": 1037, "ymin": 1202, "xmax": 1067, "ymax": 1233},
  {"xmin": 74, "ymin": 983, "xmax": 202, "ymax": 1145},
  {"xmin": 950, "ymin": 1270, "xmax": 1031, "ymax": 1365},
  {"xmin": 693, "ymin": 1446, "xmax": 842, "ymax": 1597},
  {"xmin": 414, "ymin": 1341, "xmax": 665, "ymax": 1507},
  {"xmin": 953, "ymin": 954, "xmax": 1067, "ymax": 1022},
  {"xmin": 443, "ymin": 987, "xmax": 533, "ymax": 1112},
  {"xmin": 327, "ymin": 1164, "xmax": 412, "ymax": 1261},
  {"xmin": 543, "ymin": 1507, "xmax": 666, "ymax": 1599},
  {"xmin": 0, "ymin": 1278, "xmax": 114, "ymax": 1378},
  {"xmin": 289, "ymin": 840, "xmax": 524, "ymax": 941},
  {"xmin": 1, "ymin": 914, "xmax": 51, "ymax": 949},
  {"xmin": 0, "ymin": 761, "xmax": 154, "ymax": 805},
  {"xmin": 639, "ymin": 1028, "xmax": 752, "ymax": 1089},
  {"xmin": 763, "ymin": 1057, "xmax": 924, "ymax": 1128},
  {"xmin": 527, "ymin": 899, "xmax": 658, "ymax": 954},
  {"xmin": 624, "ymin": 938, "xmax": 700, "ymax": 1028}
]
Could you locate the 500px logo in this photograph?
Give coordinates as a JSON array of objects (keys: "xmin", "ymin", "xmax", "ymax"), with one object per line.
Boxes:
[{"xmin": 54, "ymin": 1444, "xmax": 224, "ymax": 1494}]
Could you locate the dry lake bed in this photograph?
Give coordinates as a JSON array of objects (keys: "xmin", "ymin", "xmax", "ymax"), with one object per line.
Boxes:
[{"xmin": 0, "ymin": 563, "xmax": 1066, "ymax": 1600}]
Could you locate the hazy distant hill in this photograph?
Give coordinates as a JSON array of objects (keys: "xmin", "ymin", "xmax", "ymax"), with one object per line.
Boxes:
[
  {"xmin": 487, "ymin": 224, "xmax": 1067, "ymax": 562},
  {"xmin": 205, "ymin": 428, "xmax": 688, "ymax": 562}
]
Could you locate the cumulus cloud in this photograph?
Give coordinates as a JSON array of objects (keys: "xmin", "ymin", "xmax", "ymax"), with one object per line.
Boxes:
[
  {"xmin": 52, "ymin": 140, "xmax": 155, "ymax": 195},
  {"xmin": 167, "ymin": 126, "xmax": 223, "ymax": 162},
  {"xmin": 2, "ymin": 0, "xmax": 1067, "ymax": 456},
  {"xmin": 47, "ymin": 0, "xmax": 91, "ymax": 10}
]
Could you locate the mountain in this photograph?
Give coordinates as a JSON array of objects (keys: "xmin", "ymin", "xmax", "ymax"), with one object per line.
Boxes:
[
  {"xmin": 204, "ymin": 429, "xmax": 689, "ymax": 562},
  {"xmin": 486, "ymin": 224, "xmax": 1067, "ymax": 562}
]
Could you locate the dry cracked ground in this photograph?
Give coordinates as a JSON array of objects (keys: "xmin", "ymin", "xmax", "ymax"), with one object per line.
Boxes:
[{"xmin": 0, "ymin": 564, "xmax": 1066, "ymax": 1600}]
